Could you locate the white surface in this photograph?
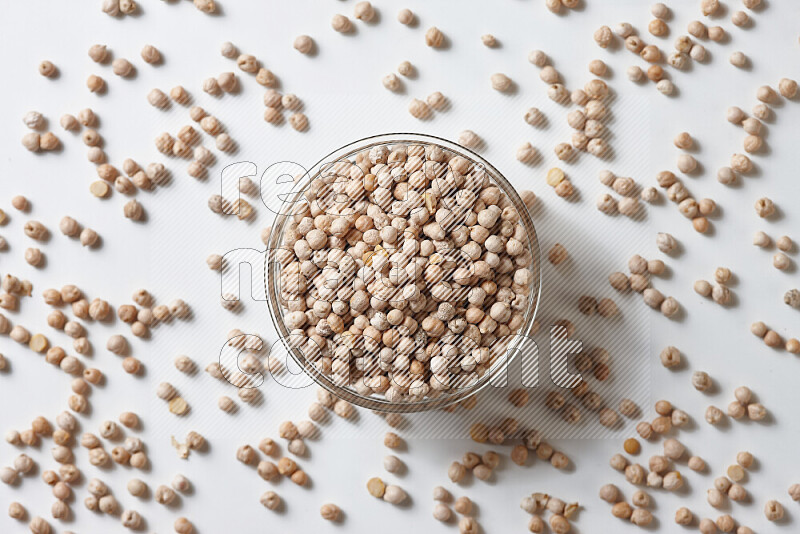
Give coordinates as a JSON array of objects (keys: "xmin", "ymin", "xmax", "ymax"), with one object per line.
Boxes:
[{"xmin": 1, "ymin": 0, "xmax": 800, "ymax": 533}]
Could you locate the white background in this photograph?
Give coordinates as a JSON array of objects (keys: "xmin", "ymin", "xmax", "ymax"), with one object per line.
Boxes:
[{"xmin": 1, "ymin": 0, "xmax": 800, "ymax": 533}]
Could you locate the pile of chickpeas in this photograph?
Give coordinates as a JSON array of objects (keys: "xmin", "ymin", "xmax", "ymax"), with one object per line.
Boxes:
[{"xmin": 274, "ymin": 141, "xmax": 536, "ymax": 404}]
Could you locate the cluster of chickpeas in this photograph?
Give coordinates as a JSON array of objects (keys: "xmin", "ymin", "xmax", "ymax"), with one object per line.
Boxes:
[
  {"xmin": 611, "ymin": 0, "xmax": 767, "ymax": 97},
  {"xmin": 432, "ymin": 487, "xmax": 477, "ymax": 531},
  {"xmin": 544, "ymin": 0, "xmax": 580, "ymax": 14},
  {"xmin": 520, "ymin": 492, "xmax": 579, "ymax": 533},
  {"xmin": 751, "ymin": 321, "xmax": 800, "ymax": 355},
  {"xmin": 219, "ymin": 41, "xmax": 309, "ymax": 132},
  {"xmin": 694, "ymin": 266, "xmax": 735, "ymax": 306},
  {"xmin": 63, "ymin": 98, "xmax": 170, "ymax": 202},
  {"xmin": 527, "ymin": 49, "xmax": 611, "ymax": 160},
  {"xmin": 365, "ymin": 432, "xmax": 408, "ymax": 505},
  {"xmin": 596, "ymin": 170, "xmax": 643, "ymax": 217},
  {"xmin": 233, "ymin": 415, "xmax": 344, "ymax": 515},
  {"xmin": 274, "ymin": 141, "xmax": 535, "ymax": 404},
  {"xmin": 721, "ymin": 81, "xmax": 797, "ymax": 184},
  {"xmin": 20, "ymin": 111, "xmax": 60, "ymax": 154},
  {"xmin": 448, "ymin": 449, "xmax": 500, "ymax": 485},
  {"xmin": 84, "ymin": 39, "xmax": 152, "ymax": 93},
  {"xmin": 603, "ymin": 401, "xmax": 702, "ymax": 527},
  {"xmin": 1, "ymin": 410, "xmax": 197, "ymax": 533},
  {"xmin": 155, "ymin": 105, "xmax": 235, "ymax": 184},
  {"xmin": 753, "ymin": 230, "xmax": 795, "ymax": 271},
  {"xmin": 606, "ymin": 382, "xmax": 785, "ymax": 529},
  {"xmin": 608, "ymin": 253, "xmax": 678, "ymax": 318},
  {"xmin": 594, "ymin": 20, "xmax": 674, "ymax": 96}
]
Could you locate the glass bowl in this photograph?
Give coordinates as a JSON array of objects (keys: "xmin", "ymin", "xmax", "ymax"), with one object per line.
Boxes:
[{"xmin": 266, "ymin": 133, "xmax": 541, "ymax": 413}]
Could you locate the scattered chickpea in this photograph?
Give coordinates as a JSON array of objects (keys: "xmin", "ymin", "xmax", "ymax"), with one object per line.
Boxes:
[
  {"xmin": 320, "ymin": 503, "xmax": 340, "ymax": 521},
  {"xmin": 627, "ymin": 66, "xmax": 645, "ymax": 82},
  {"xmin": 594, "ymin": 26, "xmax": 614, "ymax": 48},
  {"xmin": 112, "ymin": 58, "xmax": 133, "ymax": 77},
  {"xmin": 548, "ymin": 243, "xmax": 568, "ymax": 265},
  {"xmin": 775, "ymin": 235, "xmax": 793, "ymax": 252},
  {"xmin": 86, "ymin": 74, "xmax": 105, "ymax": 93},
  {"xmin": 260, "ymin": 490, "xmax": 280, "ymax": 510},
  {"xmin": 764, "ymin": 500, "xmax": 784, "ymax": 521},
  {"xmin": 383, "ymin": 455, "xmax": 403, "ymax": 474},
  {"xmin": 425, "ymin": 26, "xmax": 445, "ymax": 48},
  {"xmin": 612, "ymin": 501, "xmax": 633, "ymax": 519},
  {"xmin": 174, "ymin": 517, "xmax": 194, "ymax": 533},
  {"xmin": 692, "ymin": 371, "xmax": 713, "ymax": 391},
  {"xmin": 705, "ymin": 405, "xmax": 724, "ymax": 425},
  {"xmin": 649, "ymin": 19, "xmax": 668, "ymax": 37},
  {"xmin": 688, "ymin": 456, "xmax": 705, "ymax": 471},
  {"xmin": 490, "ymin": 73, "xmax": 512, "ymax": 92},
  {"xmin": 774, "ymin": 253, "xmax": 791, "ymax": 270},
  {"xmin": 779, "ymin": 78, "xmax": 798, "ymax": 98},
  {"xmin": 293, "ymin": 35, "xmax": 314, "ymax": 54}
]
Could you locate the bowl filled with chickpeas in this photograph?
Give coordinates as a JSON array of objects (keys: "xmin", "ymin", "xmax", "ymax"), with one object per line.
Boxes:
[{"xmin": 266, "ymin": 133, "xmax": 541, "ymax": 412}]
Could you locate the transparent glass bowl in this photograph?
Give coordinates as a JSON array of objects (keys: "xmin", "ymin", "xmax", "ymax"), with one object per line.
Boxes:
[{"xmin": 266, "ymin": 133, "xmax": 542, "ymax": 413}]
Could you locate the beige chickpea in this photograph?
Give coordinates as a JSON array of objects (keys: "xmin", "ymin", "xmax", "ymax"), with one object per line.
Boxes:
[
  {"xmin": 594, "ymin": 25, "xmax": 613, "ymax": 48},
  {"xmin": 425, "ymin": 26, "xmax": 445, "ymax": 48},
  {"xmin": 754, "ymin": 197, "xmax": 775, "ymax": 218},
  {"xmin": 731, "ymin": 153, "xmax": 752, "ymax": 173},
  {"xmin": 774, "ymin": 235, "xmax": 793, "ymax": 252},
  {"xmin": 627, "ymin": 66, "xmax": 645, "ymax": 82},
  {"xmin": 331, "ymin": 14, "xmax": 352, "ymax": 33},
  {"xmin": 730, "ymin": 51, "xmax": 748, "ymax": 68},
  {"xmin": 674, "ymin": 132, "xmax": 693, "ymax": 150},
  {"xmin": 649, "ymin": 19, "xmax": 668, "ymax": 37},
  {"xmin": 408, "ymin": 99, "xmax": 431, "ymax": 119},
  {"xmin": 87, "ymin": 74, "xmax": 105, "ymax": 92},
  {"xmin": 701, "ymin": 0, "xmax": 720, "ymax": 15},
  {"xmin": 490, "ymin": 73, "xmax": 512, "ymax": 92},
  {"xmin": 690, "ymin": 44, "xmax": 706, "ymax": 61},
  {"xmin": 764, "ymin": 500, "xmax": 784, "ymax": 521},
  {"xmin": 288, "ymin": 113, "xmax": 308, "ymax": 132},
  {"xmin": 174, "ymin": 517, "xmax": 194, "ymax": 533},
  {"xmin": 294, "ymin": 35, "xmax": 314, "ymax": 55},
  {"xmin": 773, "ymin": 252, "xmax": 791, "ymax": 270},
  {"xmin": 732, "ymin": 10, "xmax": 749, "ymax": 27},
  {"xmin": 320, "ymin": 503, "xmax": 340, "ymax": 521},
  {"xmin": 687, "ymin": 19, "xmax": 706, "ymax": 37},
  {"xmin": 779, "ymin": 78, "xmax": 798, "ymax": 98},
  {"xmin": 112, "ymin": 58, "xmax": 133, "ymax": 77}
]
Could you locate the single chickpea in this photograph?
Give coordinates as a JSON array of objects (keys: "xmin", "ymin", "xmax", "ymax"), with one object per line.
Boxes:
[
  {"xmin": 729, "ymin": 50, "xmax": 749, "ymax": 68},
  {"xmin": 726, "ymin": 8, "xmax": 749, "ymax": 27},
  {"xmin": 425, "ymin": 26, "xmax": 445, "ymax": 48},
  {"xmin": 594, "ymin": 26, "xmax": 614, "ymax": 48},
  {"xmin": 112, "ymin": 58, "xmax": 133, "ymax": 77},
  {"xmin": 292, "ymin": 35, "xmax": 314, "ymax": 55},
  {"xmin": 776, "ymin": 235, "xmax": 793, "ymax": 252},
  {"xmin": 87, "ymin": 74, "xmax": 105, "ymax": 93},
  {"xmin": 649, "ymin": 19, "xmax": 668, "ymax": 37},
  {"xmin": 320, "ymin": 503, "xmax": 340, "ymax": 521},
  {"xmin": 779, "ymin": 78, "xmax": 798, "ymax": 98},
  {"xmin": 688, "ymin": 456, "xmax": 705, "ymax": 471},
  {"xmin": 674, "ymin": 132, "xmax": 693, "ymax": 150},
  {"xmin": 174, "ymin": 517, "xmax": 194, "ymax": 533},
  {"xmin": 705, "ymin": 405, "xmax": 724, "ymax": 425},
  {"xmin": 627, "ymin": 66, "xmax": 645, "ymax": 82},
  {"xmin": 764, "ymin": 500, "xmax": 784, "ymax": 521},
  {"xmin": 490, "ymin": 73, "xmax": 512, "ymax": 92},
  {"xmin": 773, "ymin": 253, "xmax": 791, "ymax": 270}
]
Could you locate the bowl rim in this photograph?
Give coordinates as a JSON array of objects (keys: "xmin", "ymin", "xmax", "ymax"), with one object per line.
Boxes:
[{"xmin": 265, "ymin": 132, "xmax": 542, "ymax": 413}]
